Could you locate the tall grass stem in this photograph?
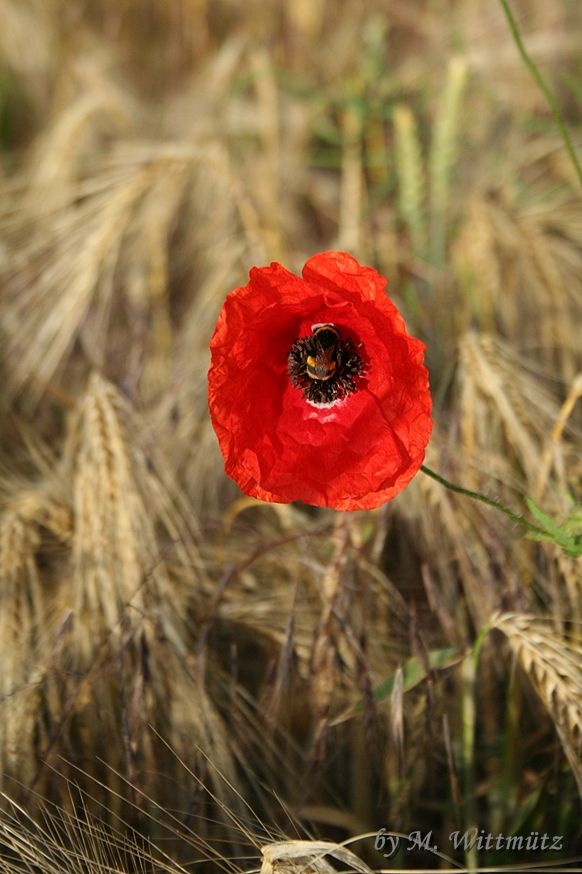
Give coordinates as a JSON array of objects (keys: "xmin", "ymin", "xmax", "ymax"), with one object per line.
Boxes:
[{"xmin": 498, "ymin": 0, "xmax": 582, "ymax": 188}]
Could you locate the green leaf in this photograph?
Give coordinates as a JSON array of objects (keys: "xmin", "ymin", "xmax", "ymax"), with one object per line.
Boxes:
[
  {"xmin": 331, "ymin": 647, "xmax": 465, "ymax": 725},
  {"xmin": 525, "ymin": 497, "xmax": 582, "ymax": 557},
  {"xmin": 525, "ymin": 497, "xmax": 562, "ymax": 538},
  {"xmin": 505, "ymin": 785, "xmax": 543, "ymax": 837}
]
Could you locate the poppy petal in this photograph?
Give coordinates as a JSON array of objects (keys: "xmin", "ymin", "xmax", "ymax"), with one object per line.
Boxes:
[{"xmin": 208, "ymin": 252, "xmax": 433, "ymax": 510}]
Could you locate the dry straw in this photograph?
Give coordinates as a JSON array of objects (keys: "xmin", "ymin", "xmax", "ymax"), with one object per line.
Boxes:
[
  {"xmin": 0, "ymin": 793, "xmax": 187, "ymax": 873},
  {"xmin": 1, "ymin": 0, "xmax": 582, "ymax": 855},
  {"xmin": 0, "ymin": 785, "xmax": 378, "ymax": 874}
]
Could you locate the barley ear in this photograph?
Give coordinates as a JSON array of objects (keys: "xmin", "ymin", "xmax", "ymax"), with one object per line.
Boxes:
[
  {"xmin": 393, "ymin": 104, "xmax": 427, "ymax": 261},
  {"xmin": 429, "ymin": 56, "xmax": 468, "ymax": 266},
  {"xmin": 492, "ymin": 612, "xmax": 582, "ymax": 798}
]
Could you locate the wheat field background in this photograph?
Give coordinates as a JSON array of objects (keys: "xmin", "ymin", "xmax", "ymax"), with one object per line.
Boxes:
[{"xmin": 1, "ymin": 0, "xmax": 582, "ymax": 870}]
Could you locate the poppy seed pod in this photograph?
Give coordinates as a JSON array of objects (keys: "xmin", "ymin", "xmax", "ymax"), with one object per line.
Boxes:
[{"xmin": 208, "ymin": 251, "xmax": 433, "ymax": 510}]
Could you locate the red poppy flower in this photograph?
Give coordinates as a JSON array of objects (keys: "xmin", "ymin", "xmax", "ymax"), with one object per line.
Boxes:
[{"xmin": 208, "ymin": 251, "xmax": 432, "ymax": 511}]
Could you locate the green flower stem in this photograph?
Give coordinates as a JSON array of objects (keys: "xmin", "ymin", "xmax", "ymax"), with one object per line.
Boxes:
[
  {"xmin": 498, "ymin": 0, "xmax": 582, "ymax": 189},
  {"xmin": 420, "ymin": 465, "xmax": 547, "ymax": 536}
]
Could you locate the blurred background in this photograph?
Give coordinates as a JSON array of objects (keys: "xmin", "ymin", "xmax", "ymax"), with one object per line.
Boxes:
[{"xmin": 1, "ymin": 0, "xmax": 582, "ymax": 869}]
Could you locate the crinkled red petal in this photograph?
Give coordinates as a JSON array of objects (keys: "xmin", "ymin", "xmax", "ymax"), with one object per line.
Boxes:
[{"xmin": 208, "ymin": 251, "xmax": 433, "ymax": 510}]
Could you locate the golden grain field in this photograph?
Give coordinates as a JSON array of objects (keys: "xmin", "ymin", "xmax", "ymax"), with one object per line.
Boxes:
[{"xmin": 1, "ymin": 1, "xmax": 582, "ymax": 871}]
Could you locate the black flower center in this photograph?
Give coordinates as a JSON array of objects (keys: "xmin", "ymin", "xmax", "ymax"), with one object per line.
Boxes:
[{"xmin": 287, "ymin": 324, "xmax": 365, "ymax": 405}]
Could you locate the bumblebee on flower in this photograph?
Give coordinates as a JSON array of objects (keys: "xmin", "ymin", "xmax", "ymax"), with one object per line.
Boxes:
[
  {"xmin": 287, "ymin": 323, "xmax": 365, "ymax": 406},
  {"xmin": 208, "ymin": 251, "xmax": 433, "ymax": 510}
]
